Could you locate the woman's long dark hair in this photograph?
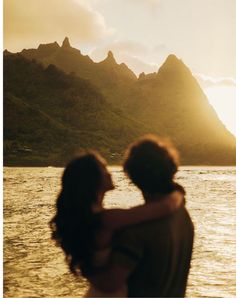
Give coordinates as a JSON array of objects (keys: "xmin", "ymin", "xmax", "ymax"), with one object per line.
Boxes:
[{"xmin": 50, "ymin": 152, "xmax": 105, "ymax": 276}]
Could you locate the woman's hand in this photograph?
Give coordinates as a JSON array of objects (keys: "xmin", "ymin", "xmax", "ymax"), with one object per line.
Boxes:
[{"xmin": 163, "ymin": 191, "xmax": 184, "ymax": 212}]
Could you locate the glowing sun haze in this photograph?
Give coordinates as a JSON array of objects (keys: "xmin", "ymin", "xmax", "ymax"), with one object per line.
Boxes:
[
  {"xmin": 205, "ymin": 86, "xmax": 236, "ymax": 137},
  {"xmin": 4, "ymin": 0, "xmax": 236, "ymax": 136}
]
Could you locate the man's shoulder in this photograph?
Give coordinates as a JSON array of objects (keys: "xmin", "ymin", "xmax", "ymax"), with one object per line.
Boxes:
[
  {"xmin": 118, "ymin": 206, "xmax": 193, "ymax": 238},
  {"xmin": 116, "ymin": 213, "xmax": 169, "ymax": 239}
]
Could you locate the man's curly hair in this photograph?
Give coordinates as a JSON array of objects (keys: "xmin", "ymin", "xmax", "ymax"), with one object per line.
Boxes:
[{"xmin": 123, "ymin": 135, "xmax": 180, "ymax": 194}]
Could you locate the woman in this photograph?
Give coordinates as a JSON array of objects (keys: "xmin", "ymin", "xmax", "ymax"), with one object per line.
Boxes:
[{"xmin": 50, "ymin": 151, "xmax": 184, "ymax": 297}]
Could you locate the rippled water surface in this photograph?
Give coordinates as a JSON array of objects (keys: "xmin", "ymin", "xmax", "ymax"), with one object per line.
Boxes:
[{"xmin": 4, "ymin": 166, "xmax": 236, "ymax": 297}]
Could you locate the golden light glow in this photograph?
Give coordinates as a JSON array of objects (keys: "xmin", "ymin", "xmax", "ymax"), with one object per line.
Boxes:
[{"xmin": 205, "ymin": 86, "xmax": 236, "ymax": 137}]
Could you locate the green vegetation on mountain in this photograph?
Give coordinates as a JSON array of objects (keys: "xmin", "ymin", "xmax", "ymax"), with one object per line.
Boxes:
[
  {"xmin": 4, "ymin": 54, "xmax": 146, "ymax": 166},
  {"xmin": 4, "ymin": 38, "xmax": 236, "ymax": 165}
]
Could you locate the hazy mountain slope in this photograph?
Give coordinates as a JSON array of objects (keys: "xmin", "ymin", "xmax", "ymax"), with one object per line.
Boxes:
[{"xmin": 133, "ymin": 55, "xmax": 236, "ymax": 163}]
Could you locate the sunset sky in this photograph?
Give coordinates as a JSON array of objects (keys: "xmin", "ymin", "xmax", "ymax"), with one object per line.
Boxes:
[{"xmin": 4, "ymin": 0, "xmax": 236, "ymax": 136}]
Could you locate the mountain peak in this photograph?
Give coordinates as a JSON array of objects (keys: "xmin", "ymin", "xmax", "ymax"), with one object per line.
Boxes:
[
  {"xmin": 165, "ymin": 54, "xmax": 180, "ymax": 64},
  {"xmin": 157, "ymin": 54, "xmax": 192, "ymax": 78},
  {"xmin": 105, "ymin": 50, "xmax": 116, "ymax": 63},
  {"xmin": 3, "ymin": 49, "xmax": 12, "ymax": 56},
  {"xmin": 108, "ymin": 50, "xmax": 114, "ymax": 58},
  {"xmin": 160, "ymin": 54, "xmax": 184, "ymax": 70},
  {"xmin": 62, "ymin": 37, "xmax": 71, "ymax": 49}
]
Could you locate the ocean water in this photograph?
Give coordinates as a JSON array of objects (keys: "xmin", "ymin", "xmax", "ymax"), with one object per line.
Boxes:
[{"xmin": 3, "ymin": 166, "xmax": 236, "ymax": 298}]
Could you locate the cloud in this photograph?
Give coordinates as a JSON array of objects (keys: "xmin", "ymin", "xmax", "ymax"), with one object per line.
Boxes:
[
  {"xmin": 195, "ymin": 73, "xmax": 236, "ymax": 89},
  {"xmin": 90, "ymin": 40, "xmax": 169, "ymax": 75},
  {"xmin": 90, "ymin": 40, "xmax": 148, "ymax": 61},
  {"xmin": 4, "ymin": 0, "xmax": 112, "ymax": 51},
  {"xmin": 117, "ymin": 54, "xmax": 158, "ymax": 76},
  {"xmin": 127, "ymin": 0, "xmax": 160, "ymax": 9}
]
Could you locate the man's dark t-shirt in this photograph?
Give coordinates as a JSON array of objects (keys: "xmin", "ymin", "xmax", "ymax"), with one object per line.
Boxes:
[{"xmin": 111, "ymin": 206, "xmax": 194, "ymax": 297}]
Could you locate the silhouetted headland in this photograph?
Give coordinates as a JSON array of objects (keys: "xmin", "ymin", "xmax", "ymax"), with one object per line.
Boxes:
[{"xmin": 3, "ymin": 38, "xmax": 236, "ymax": 166}]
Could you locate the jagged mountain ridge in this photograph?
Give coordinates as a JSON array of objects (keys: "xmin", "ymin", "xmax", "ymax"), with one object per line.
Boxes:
[
  {"xmin": 3, "ymin": 54, "xmax": 147, "ymax": 166},
  {"xmin": 19, "ymin": 37, "xmax": 136, "ymax": 109},
  {"xmin": 4, "ymin": 38, "xmax": 236, "ymax": 165}
]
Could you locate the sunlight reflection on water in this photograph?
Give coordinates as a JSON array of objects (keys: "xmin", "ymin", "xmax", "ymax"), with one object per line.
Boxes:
[{"xmin": 3, "ymin": 166, "xmax": 236, "ymax": 298}]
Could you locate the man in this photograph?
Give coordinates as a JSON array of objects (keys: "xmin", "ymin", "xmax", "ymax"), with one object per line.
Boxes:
[{"xmin": 92, "ymin": 135, "xmax": 194, "ymax": 297}]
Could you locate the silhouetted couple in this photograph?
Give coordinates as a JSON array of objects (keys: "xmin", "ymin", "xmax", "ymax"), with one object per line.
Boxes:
[{"xmin": 50, "ymin": 135, "xmax": 194, "ymax": 297}]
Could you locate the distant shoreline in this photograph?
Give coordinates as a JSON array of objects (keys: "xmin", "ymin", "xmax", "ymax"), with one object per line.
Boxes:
[{"xmin": 4, "ymin": 163, "xmax": 236, "ymax": 168}]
